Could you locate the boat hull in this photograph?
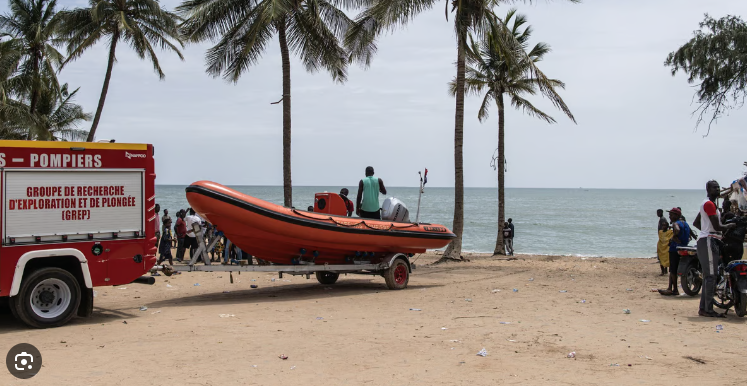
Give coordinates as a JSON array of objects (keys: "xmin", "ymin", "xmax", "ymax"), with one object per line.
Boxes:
[{"xmin": 185, "ymin": 181, "xmax": 455, "ymax": 265}]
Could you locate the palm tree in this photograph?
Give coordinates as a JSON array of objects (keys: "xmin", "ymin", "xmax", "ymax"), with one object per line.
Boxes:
[
  {"xmin": 177, "ymin": 0, "xmax": 363, "ymax": 208},
  {"xmin": 58, "ymin": 0, "xmax": 184, "ymax": 142},
  {"xmin": 0, "ymin": 0, "xmax": 64, "ymax": 115},
  {"xmin": 452, "ymin": 10, "xmax": 574, "ymax": 255},
  {"xmin": 1, "ymin": 82, "xmax": 91, "ymax": 140}
]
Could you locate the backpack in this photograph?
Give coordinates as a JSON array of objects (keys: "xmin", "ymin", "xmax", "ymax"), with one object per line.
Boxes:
[{"xmin": 672, "ymin": 220, "xmax": 690, "ymax": 246}]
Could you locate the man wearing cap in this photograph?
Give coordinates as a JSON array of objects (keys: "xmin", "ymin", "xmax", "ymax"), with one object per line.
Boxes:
[
  {"xmin": 659, "ymin": 208, "xmax": 691, "ymax": 296},
  {"xmin": 693, "ymin": 180, "xmax": 736, "ymax": 317}
]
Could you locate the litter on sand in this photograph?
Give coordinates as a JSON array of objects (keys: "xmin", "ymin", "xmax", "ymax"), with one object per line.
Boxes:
[
  {"xmin": 279, "ymin": 355, "xmax": 288, "ymax": 360},
  {"xmin": 219, "ymin": 314, "xmax": 235, "ymax": 318},
  {"xmin": 465, "ymin": 298, "xmax": 472, "ymax": 302},
  {"xmin": 250, "ymin": 285, "xmax": 258, "ymax": 288},
  {"xmin": 139, "ymin": 306, "xmax": 148, "ymax": 311},
  {"xmin": 559, "ymin": 290, "xmax": 568, "ymax": 293},
  {"xmin": 626, "ymin": 288, "xmax": 633, "ymax": 291},
  {"xmin": 476, "ymin": 348, "xmax": 488, "ymax": 357},
  {"xmin": 223, "ymin": 291, "xmax": 230, "ymax": 293},
  {"xmin": 118, "ymin": 287, "xmax": 127, "ymax": 290},
  {"xmin": 441, "ymin": 327, "xmax": 448, "ymax": 330},
  {"xmin": 567, "ymin": 352, "xmax": 576, "ymax": 358},
  {"xmin": 610, "ymin": 363, "xmax": 620, "ymax": 367},
  {"xmin": 166, "ymin": 284, "xmax": 173, "ymax": 288},
  {"xmin": 492, "ymin": 289, "xmax": 501, "ymax": 293},
  {"xmin": 623, "ymin": 309, "xmax": 631, "ymax": 314},
  {"xmin": 512, "ymin": 289, "xmax": 518, "ymax": 292},
  {"xmin": 193, "ymin": 283, "xmax": 200, "ymax": 286},
  {"xmin": 290, "ymin": 366, "xmax": 296, "ymax": 370},
  {"xmin": 499, "ymin": 322, "xmax": 511, "ymax": 325},
  {"xmin": 507, "ymin": 339, "xmax": 517, "ymax": 342},
  {"xmin": 409, "ymin": 308, "xmax": 422, "ymax": 311},
  {"xmin": 93, "ymin": 290, "xmax": 98, "ymax": 297},
  {"xmin": 151, "ymin": 310, "xmax": 161, "ymax": 314},
  {"xmin": 529, "ymin": 278, "xmax": 534, "ymax": 281},
  {"xmin": 640, "ymin": 319, "xmax": 650, "ymax": 323},
  {"xmin": 716, "ymin": 325, "xmax": 723, "ymax": 330},
  {"xmin": 316, "ymin": 317, "xmax": 324, "ymax": 320},
  {"xmin": 579, "ymin": 300, "xmax": 587, "ymax": 303}
]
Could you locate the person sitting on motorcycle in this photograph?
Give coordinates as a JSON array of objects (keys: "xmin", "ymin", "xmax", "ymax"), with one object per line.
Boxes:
[
  {"xmin": 693, "ymin": 180, "xmax": 736, "ymax": 318},
  {"xmin": 659, "ymin": 208, "xmax": 691, "ymax": 296}
]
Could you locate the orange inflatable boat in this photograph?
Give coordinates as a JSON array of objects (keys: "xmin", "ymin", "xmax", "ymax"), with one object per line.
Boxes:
[{"xmin": 185, "ymin": 181, "xmax": 456, "ymax": 265}]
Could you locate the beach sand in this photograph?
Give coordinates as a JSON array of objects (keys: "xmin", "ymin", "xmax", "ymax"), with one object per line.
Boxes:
[{"xmin": 0, "ymin": 253, "xmax": 744, "ymax": 385}]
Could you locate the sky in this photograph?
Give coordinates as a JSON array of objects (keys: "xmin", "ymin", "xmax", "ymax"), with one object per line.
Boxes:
[{"xmin": 4, "ymin": 0, "xmax": 747, "ymax": 189}]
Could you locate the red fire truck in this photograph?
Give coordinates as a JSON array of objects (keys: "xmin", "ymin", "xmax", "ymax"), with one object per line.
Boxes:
[{"xmin": 0, "ymin": 140, "xmax": 157, "ymax": 328}]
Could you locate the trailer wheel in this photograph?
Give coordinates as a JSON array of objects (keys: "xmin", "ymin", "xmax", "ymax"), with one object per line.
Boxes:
[
  {"xmin": 315, "ymin": 271, "xmax": 339, "ymax": 285},
  {"xmin": 10, "ymin": 268, "xmax": 81, "ymax": 329},
  {"xmin": 384, "ymin": 258, "xmax": 409, "ymax": 290}
]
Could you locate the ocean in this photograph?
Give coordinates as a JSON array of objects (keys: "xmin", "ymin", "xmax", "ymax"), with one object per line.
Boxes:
[{"xmin": 155, "ymin": 185, "xmax": 708, "ymax": 258}]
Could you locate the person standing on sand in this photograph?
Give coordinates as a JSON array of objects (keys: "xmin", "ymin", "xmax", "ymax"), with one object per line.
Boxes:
[
  {"xmin": 508, "ymin": 218, "xmax": 515, "ymax": 253},
  {"xmin": 175, "ymin": 210, "xmax": 188, "ymax": 262},
  {"xmin": 656, "ymin": 209, "xmax": 670, "ymax": 276},
  {"xmin": 356, "ymin": 166, "xmax": 387, "ymax": 219},
  {"xmin": 658, "ymin": 208, "xmax": 690, "ymax": 296},
  {"xmin": 154, "ymin": 204, "xmax": 161, "ymax": 251},
  {"xmin": 184, "ymin": 208, "xmax": 201, "ymax": 261},
  {"xmin": 503, "ymin": 221, "xmax": 514, "ymax": 255},
  {"xmin": 693, "ymin": 180, "xmax": 735, "ymax": 318}
]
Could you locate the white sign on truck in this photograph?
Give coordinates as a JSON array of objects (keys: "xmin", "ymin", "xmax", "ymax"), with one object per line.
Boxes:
[{"xmin": 3, "ymin": 170, "xmax": 143, "ymax": 243}]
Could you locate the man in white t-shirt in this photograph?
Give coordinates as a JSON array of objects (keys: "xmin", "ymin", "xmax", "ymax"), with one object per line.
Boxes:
[
  {"xmin": 184, "ymin": 208, "xmax": 203, "ymax": 261},
  {"xmin": 693, "ymin": 180, "xmax": 735, "ymax": 318}
]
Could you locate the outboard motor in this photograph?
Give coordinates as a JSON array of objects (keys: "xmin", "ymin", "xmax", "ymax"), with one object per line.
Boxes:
[{"xmin": 381, "ymin": 197, "xmax": 410, "ymax": 222}]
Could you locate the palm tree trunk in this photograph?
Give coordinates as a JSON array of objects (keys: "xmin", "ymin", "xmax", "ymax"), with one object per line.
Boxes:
[
  {"xmin": 441, "ymin": 31, "xmax": 466, "ymax": 262},
  {"xmin": 87, "ymin": 31, "xmax": 119, "ymax": 142},
  {"xmin": 493, "ymin": 93, "xmax": 506, "ymax": 255},
  {"xmin": 277, "ymin": 19, "xmax": 293, "ymax": 208}
]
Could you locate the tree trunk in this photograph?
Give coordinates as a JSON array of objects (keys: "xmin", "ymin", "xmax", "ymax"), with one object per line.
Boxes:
[
  {"xmin": 277, "ymin": 19, "xmax": 293, "ymax": 208},
  {"xmin": 87, "ymin": 31, "xmax": 119, "ymax": 142},
  {"xmin": 440, "ymin": 31, "xmax": 466, "ymax": 262},
  {"xmin": 493, "ymin": 93, "xmax": 506, "ymax": 255}
]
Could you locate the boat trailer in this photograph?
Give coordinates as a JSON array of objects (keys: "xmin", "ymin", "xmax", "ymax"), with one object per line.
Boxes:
[{"xmin": 151, "ymin": 223, "xmax": 415, "ymax": 290}]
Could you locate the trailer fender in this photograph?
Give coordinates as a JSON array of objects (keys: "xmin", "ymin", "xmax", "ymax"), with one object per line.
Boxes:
[
  {"xmin": 382, "ymin": 253, "xmax": 411, "ymax": 273},
  {"xmin": 10, "ymin": 249, "xmax": 92, "ymax": 297}
]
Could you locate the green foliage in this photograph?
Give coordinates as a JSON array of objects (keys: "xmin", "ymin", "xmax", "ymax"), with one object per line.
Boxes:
[
  {"xmin": 665, "ymin": 14, "xmax": 747, "ymax": 134},
  {"xmin": 452, "ymin": 10, "xmax": 575, "ymax": 124},
  {"xmin": 59, "ymin": 0, "xmax": 184, "ymax": 78},
  {"xmin": 177, "ymin": 0, "xmax": 360, "ymax": 82}
]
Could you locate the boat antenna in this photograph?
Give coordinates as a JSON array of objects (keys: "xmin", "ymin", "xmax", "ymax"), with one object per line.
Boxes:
[{"xmin": 415, "ymin": 168, "xmax": 427, "ymax": 223}]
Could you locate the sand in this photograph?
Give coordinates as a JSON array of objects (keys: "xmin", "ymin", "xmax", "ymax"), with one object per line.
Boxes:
[{"xmin": 1, "ymin": 253, "xmax": 745, "ymax": 386}]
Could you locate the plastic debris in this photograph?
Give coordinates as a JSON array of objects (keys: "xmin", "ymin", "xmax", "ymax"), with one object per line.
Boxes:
[
  {"xmin": 567, "ymin": 352, "xmax": 576, "ymax": 358},
  {"xmin": 409, "ymin": 308, "xmax": 422, "ymax": 311},
  {"xmin": 529, "ymin": 278, "xmax": 534, "ymax": 281},
  {"xmin": 559, "ymin": 290, "xmax": 568, "ymax": 293},
  {"xmin": 316, "ymin": 317, "xmax": 324, "ymax": 320},
  {"xmin": 251, "ymin": 279, "xmax": 256, "ymax": 282},
  {"xmin": 252, "ymin": 365, "xmax": 257, "ymax": 368},
  {"xmin": 93, "ymin": 290, "xmax": 98, "ymax": 298},
  {"xmin": 279, "ymin": 355, "xmax": 288, "ymax": 360},
  {"xmin": 166, "ymin": 284, "xmax": 173, "ymax": 288},
  {"xmin": 465, "ymin": 298, "xmax": 472, "ymax": 302},
  {"xmin": 151, "ymin": 310, "xmax": 161, "ymax": 314},
  {"xmin": 250, "ymin": 285, "xmax": 258, "ymax": 288},
  {"xmin": 610, "ymin": 363, "xmax": 619, "ymax": 367},
  {"xmin": 507, "ymin": 339, "xmax": 517, "ymax": 342},
  {"xmin": 499, "ymin": 322, "xmax": 511, "ymax": 325},
  {"xmin": 512, "ymin": 289, "xmax": 518, "ymax": 292},
  {"xmin": 118, "ymin": 287, "xmax": 127, "ymax": 290},
  {"xmin": 626, "ymin": 288, "xmax": 633, "ymax": 291},
  {"xmin": 139, "ymin": 306, "xmax": 148, "ymax": 311},
  {"xmin": 623, "ymin": 309, "xmax": 631, "ymax": 314},
  {"xmin": 449, "ymin": 340, "xmax": 461, "ymax": 342},
  {"xmin": 290, "ymin": 366, "xmax": 296, "ymax": 370},
  {"xmin": 271, "ymin": 278, "xmax": 276, "ymax": 282},
  {"xmin": 193, "ymin": 283, "xmax": 200, "ymax": 286},
  {"xmin": 476, "ymin": 348, "xmax": 488, "ymax": 357},
  {"xmin": 579, "ymin": 300, "xmax": 587, "ymax": 304},
  {"xmin": 716, "ymin": 325, "xmax": 723, "ymax": 330},
  {"xmin": 122, "ymin": 321, "xmax": 127, "ymax": 324},
  {"xmin": 219, "ymin": 314, "xmax": 235, "ymax": 318},
  {"xmin": 640, "ymin": 319, "xmax": 650, "ymax": 323},
  {"xmin": 491, "ymin": 289, "xmax": 501, "ymax": 293},
  {"xmin": 441, "ymin": 327, "xmax": 448, "ymax": 330}
]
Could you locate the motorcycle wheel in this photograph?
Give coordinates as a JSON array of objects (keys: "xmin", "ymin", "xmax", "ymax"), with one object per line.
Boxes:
[
  {"xmin": 735, "ymin": 289, "xmax": 747, "ymax": 317},
  {"xmin": 714, "ymin": 275, "xmax": 734, "ymax": 310},
  {"xmin": 681, "ymin": 264, "xmax": 702, "ymax": 296}
]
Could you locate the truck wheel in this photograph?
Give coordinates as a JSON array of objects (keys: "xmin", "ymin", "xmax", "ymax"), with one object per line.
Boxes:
[
  {"xmin": 384, "ymin": 258, "xmax": 409, "ymax": 290},
  {"xmin": 315, "ymin": 271, "xmax": 339, "ymax": 285},
  {"xmin": 10, "ymin": 268, "xmax": 81, "ymax": 329}
]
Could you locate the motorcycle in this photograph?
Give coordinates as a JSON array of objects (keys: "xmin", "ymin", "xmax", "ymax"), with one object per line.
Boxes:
[
  {"xmin": 713, "ymin": 259, "xmax": 747, "ymax": 317},
  {"xmin": 675, "ymin": 246, "xmax": 747, "ymax": 317},
  {"xmin": 676, "ymin": 245, "xmax": 702, "ymax": 296}
]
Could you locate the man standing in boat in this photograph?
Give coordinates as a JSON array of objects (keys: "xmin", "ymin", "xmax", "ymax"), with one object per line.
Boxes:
[{"xmin": 356, "ymin": 166, "xmax": 387, "ymax": 219}]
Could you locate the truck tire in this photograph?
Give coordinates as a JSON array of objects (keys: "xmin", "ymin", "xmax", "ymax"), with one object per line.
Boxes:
[
  {"xmin": 315, "ymin": 271, "xmax": 339, "ymax": 285},
  {"xmin": 10, "ymin": 268, "xmax": 82, "ymax": 329},
  {"xmin": 384, "ymin": 258, "xmax": 409, "ymax": 290}
]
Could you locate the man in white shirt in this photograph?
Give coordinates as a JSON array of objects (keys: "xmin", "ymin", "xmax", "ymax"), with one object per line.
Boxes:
[
  {"xmin": 693, "ymin": 180, "xmax": 735, "ymax": 318},
  {"xmin": 184, "ymin": 208, "xmax": 202, "ymax": 261}
]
